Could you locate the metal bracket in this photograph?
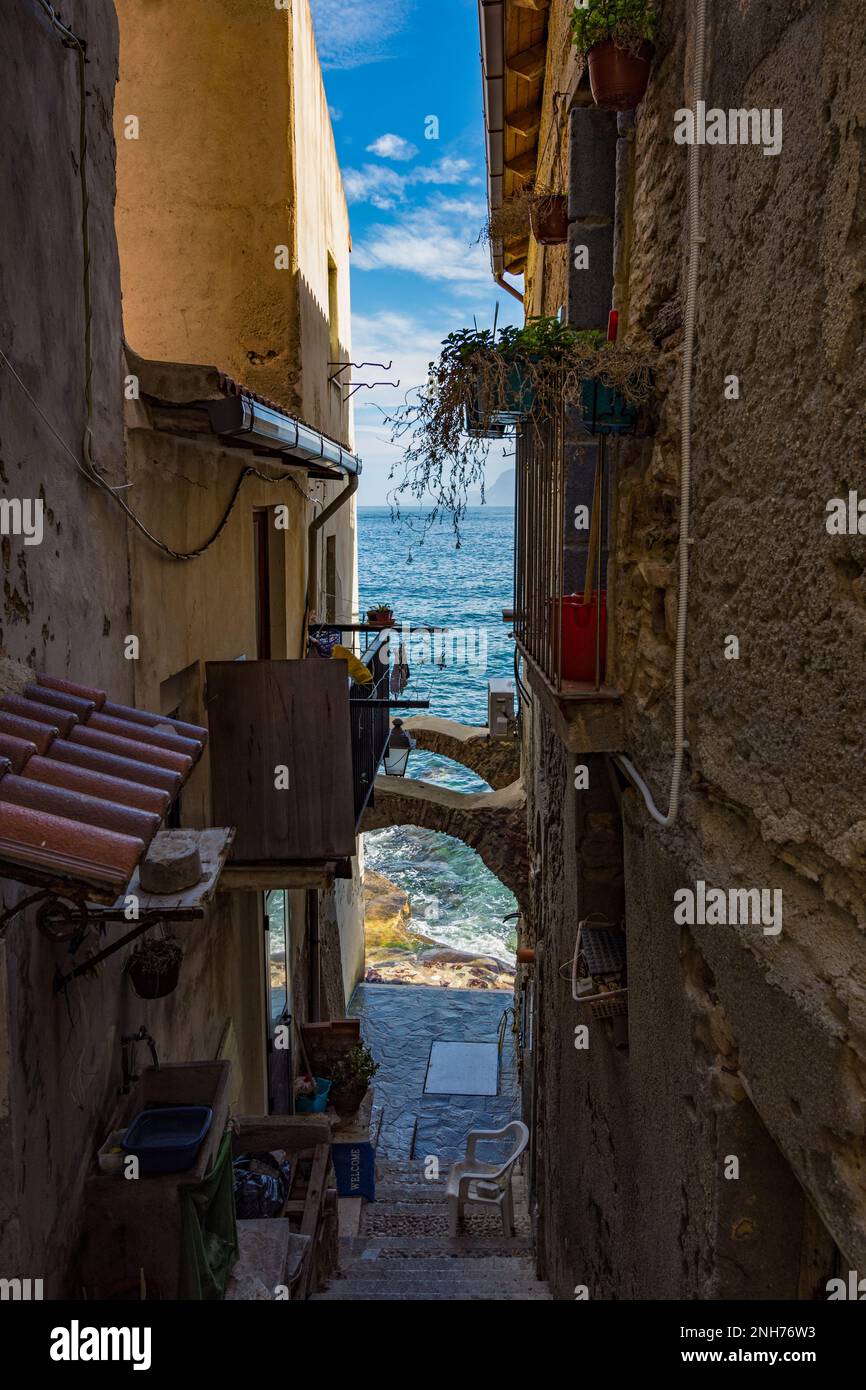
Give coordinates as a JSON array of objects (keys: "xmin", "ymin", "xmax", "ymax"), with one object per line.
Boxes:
[{"xmin": 327, "ymin": 361, "xmax": 401, "ymax": 401}]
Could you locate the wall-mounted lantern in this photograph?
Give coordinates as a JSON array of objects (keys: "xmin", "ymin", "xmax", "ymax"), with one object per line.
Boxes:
[{"xmin": 383, "ymin": 719, "xmax": 416, "ymax": 778}]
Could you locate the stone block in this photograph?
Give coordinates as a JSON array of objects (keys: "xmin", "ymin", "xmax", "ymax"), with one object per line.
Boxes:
[{"xmin": 567, "ymin": 223, "xmax": 614, "ymax": 331}]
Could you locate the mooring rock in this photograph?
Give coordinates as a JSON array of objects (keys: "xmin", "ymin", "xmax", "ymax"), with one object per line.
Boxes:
[{"xmin": 139, "ymin": 831, "xmax": 202, "ymax": 894}]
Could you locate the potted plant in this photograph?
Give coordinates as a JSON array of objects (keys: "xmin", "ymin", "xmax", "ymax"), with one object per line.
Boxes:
[
  {"xmin": 327, "ymin": 1043, "xmax": 380, "ymax": 1118},
  {"xmin": 386, "ymin": 315, "xmax": 653, "ymax": 547},
  {"xmin": 126, "ymin": 934, "xmax": 183, "ymax": 999},
  {"xmin": 479, "ymin": 188, "xmax": 533, "ymax": 247},
  {"xmin": 529, "ymin": 190, "xmax": 569, "ymax": 246},
  {"xmin": 366, "ymin": 602, "xmax": 395, "ymax": 629},
  {"xmin": 571, "ymin": 0, "xmax": 658, "ymax": 112}
]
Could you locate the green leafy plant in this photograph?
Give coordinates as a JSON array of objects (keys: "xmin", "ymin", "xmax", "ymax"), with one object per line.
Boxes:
[
  {"xmin": 571, "ymin": 0, "xmax": 658, "ymax": 56},
  {"xmin": 330, "ymin": 1043, "xmax": 380, "ymax": 1090}
]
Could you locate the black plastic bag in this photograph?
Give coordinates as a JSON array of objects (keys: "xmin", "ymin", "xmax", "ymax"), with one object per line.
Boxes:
[{"xmin": 232, "ymin": 1151, "xmax": 292, "ymax": 1219}]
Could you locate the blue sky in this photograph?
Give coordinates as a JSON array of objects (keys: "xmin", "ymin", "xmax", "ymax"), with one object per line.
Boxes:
[{"xmin": 309, "ymin": 0, "xmax": 523, "ymax": 504}]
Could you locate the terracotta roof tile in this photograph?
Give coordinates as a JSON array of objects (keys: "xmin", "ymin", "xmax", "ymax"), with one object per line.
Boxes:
[
  {"xmin": 101, "ymin": 701, "xmax": 208, "ymax": 747},
  {"xmin": 87, "ymin": 712, "xmax": 203, "ymax": 762},
  {"xmin": 46, "ymin": 739, "xmax": 182, "ymax": 796},
  {"xmin": 24, "ymin": 683, "xmax": 97, "ymax": 720},
  {"xmin": 0, "ymin": 802, "xmax": 143, "ymax": 894},
  {"xmin": 36, "ymin": 674, "xmax": 107, "ymax": 709},
  {"xmin": 0, "ymin": 694, "xmax": 79, "ymax": 738},
  {"xmin": 0, "ymin": 711, "xmax": 60, "ymax": 754},
  {"xmin": 0, "ymin": 774, "xmax": 160, "ymax": 849},
  {"xmin": 0, "ymin": 676, "xmax": 209, "ymax": 900},
  {"xmin": 22, "ymin": 756, "xmax": 171, "ymax": 817},
  {"xmin": 0, "ymin": 732, "xmax": 39, "ymax": 773},
  {"xmin": 68, "ymin": 725, "xmax": 192, "ymax": 777}
]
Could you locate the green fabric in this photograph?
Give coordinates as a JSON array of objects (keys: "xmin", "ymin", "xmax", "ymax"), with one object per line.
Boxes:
[{"xmin": 179, "ymin": 1132, "xmax": 239, "ymax": 1300}]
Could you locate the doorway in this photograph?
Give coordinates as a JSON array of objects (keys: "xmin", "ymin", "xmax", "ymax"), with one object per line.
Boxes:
[{"xmin": 264, "ymin": 889, "xmax": 293, "ymax": 1113}]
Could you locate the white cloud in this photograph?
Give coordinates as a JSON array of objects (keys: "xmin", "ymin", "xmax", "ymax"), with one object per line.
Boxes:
[
  {"xmin": 309, "ymin": 0, "xmax": 409, "ymax": 70},
  {"xmin": 353, "ymin": 201, "xmax": 490, "ymax": 283},
  {"xmin": 342, "ymin": 157, "xmax": 476, "ymax": 207},
  {"xmin": 328, "ymin": 105, "xmax": 343, "ymax": 123},
  {"xmin": 366, "ymin": 133, "xmax": 418, "ymax": 161}
]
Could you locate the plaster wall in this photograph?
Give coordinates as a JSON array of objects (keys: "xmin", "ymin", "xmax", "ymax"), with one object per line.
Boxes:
[
  {"xmin": 114, "ymin": 0, "xmax": 300, "ymax": 409},
  {"xmin": 0, "ymin": 0, "xmax": 136, "ymax": 1295}
]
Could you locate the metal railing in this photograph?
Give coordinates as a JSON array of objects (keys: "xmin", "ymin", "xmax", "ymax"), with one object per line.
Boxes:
[
  {"xmin": 349, "ymin": 630, "xmax": 392, "ymax": 824},
  {"xmin": 513, "ymin": 401, "xmax": 607, "ymax": 694}
]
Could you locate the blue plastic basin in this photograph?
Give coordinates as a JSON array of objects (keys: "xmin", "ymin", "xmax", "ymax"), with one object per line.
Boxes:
[{"xmin": 122, "ymin": 1105, "xmax": 213, "ymax": 1174}]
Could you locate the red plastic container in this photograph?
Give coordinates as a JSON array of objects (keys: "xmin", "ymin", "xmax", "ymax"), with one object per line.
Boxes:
[{"xmin": 558, "ymin": 593, "xmax": 607, "ymax": 684}]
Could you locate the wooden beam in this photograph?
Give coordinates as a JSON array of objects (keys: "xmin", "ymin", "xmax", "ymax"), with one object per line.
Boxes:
[
  {"xmin": 231, "ymin": 1113, "xmax": 333, "ymax": 1153},
  {"xmin": 505, "ymin": 148, "xmax": 538, "ymax": 179},
  {"xmin": 218, "ymin": 863, "xmax": 338, "ymax": 891},
  {"xmin": 506, "ymin": 103, "xmax": 541, "ymax": 138},
  {"xmin": 507, "ymin": 42, "xmax": 547, "ymax": 81}
]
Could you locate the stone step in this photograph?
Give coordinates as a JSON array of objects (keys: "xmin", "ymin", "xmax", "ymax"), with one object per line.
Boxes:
[
  {"xmin": 371, "ymin": 1185, "xmax": 448, "ymax": 1202},
  {"xmin": 341, "ymin": 1235, "xmax": 534, "ymax": 1258},
  {"xmin": 313, "ymin": 1282, "xmax": 552, "ymax": 1301},
  {"xmin": 337, "ymin": 1262, "xmax": 540, "ymax": 1281}
]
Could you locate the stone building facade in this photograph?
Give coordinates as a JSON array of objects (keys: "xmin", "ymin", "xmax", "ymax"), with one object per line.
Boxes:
[
  {"xmin": 0, "ymin": 0, "xmax": 364, "ymax": 1296},
  {"xmin": 481, "ymin": 0, "xmax": 866, "ymax": 1298}
]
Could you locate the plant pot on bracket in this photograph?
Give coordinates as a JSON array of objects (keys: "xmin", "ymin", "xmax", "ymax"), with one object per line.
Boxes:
[
  {"xmin": 587, "ymin": 39, "xmax": 653, "ymax": 111},
  {"xmin": 126, "ymin": 936, "xmax": 184, "ymax": 999},
  {"xmin": 529, "ymin": 194, "xmax": 569, "ymax": 246}
]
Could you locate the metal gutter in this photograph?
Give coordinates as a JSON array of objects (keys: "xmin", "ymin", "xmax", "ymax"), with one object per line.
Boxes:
[
  {"xmin": 478, "ymin": 0, "xmax": 507, "ymax": 280},
  {"xmin": 206, "ymin": 394, "xmax": 362, "ymax": 476}
]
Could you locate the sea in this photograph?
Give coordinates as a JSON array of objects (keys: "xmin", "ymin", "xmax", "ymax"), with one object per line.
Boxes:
[{"xmin": 358, "ymin": 505, "xmax": 518, "ymax": 963}]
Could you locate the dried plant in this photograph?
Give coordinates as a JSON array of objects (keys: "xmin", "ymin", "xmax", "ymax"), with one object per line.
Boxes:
[{"xmin": 480, "ymin": 189, "xmax": 533, "ymax": 246}]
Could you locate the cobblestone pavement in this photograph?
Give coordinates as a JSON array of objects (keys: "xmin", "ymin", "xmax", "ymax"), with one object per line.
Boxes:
[{"xmin": 348, "ymin": 982, "xmax": 520, "ymax": 1164}]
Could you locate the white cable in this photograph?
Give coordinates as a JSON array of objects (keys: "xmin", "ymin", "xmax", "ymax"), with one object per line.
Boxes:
[{"xmin": 616, "ymin": 0, "xmax": 707, "ymax": 828}]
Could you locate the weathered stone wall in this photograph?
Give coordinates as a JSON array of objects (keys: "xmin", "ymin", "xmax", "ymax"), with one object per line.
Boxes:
[
  {"xmin": 527, "ymin": 0, "xmax": 866, "ymax": 1298},
  {"xmin": 0, "ymin": 0, "xmax": 134, "ymax": 1296}
]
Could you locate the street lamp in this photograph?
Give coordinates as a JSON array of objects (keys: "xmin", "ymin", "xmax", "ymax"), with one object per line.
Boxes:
[{"xmin": 383, "ymin": 719, "xmax": 415, "ymax": 778}]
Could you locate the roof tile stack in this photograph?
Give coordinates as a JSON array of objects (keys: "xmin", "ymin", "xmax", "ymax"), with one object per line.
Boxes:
[{"xmin": 0, "ymin": 675, "xmax": 207, "ymax": 899}]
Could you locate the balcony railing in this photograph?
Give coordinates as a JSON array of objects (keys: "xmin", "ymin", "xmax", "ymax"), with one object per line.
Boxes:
[
  {"xmin": 349, "ymin": 630, "xmax": 392, "ymax": 824},
  {"xmin": 514, "ymin": 402, "xmax": 609, "ymax": 697},
  {"xmin": 308, "ymin": 623, "xmax": 429, "ymax": 827}
]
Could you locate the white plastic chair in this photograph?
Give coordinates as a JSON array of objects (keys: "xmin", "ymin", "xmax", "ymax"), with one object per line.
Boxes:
[{"xmin": 446, "ymin": 1120, "xmax": 529, "ymax": 1237}]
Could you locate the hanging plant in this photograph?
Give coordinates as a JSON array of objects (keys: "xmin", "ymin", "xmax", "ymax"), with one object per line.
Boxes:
[
  {"xmin": 479, "ymin": 188, "xmax": 533, "ymax": 246},
  {"xmin": 571, "ymin": 0, "xmax": 659, "ymax": 112},
  {"xmin": 387, "ymin": 317, "xmax": 654, "ymax": 543},
  {"xmin": 126, "ymin": 934, "xmax": 184, "ymax": 999}
]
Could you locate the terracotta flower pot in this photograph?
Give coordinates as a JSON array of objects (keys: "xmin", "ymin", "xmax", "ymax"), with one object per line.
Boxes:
[
  {"xmin": 330, "ymin": 1081, "xmax": 368, "ymax": 1118},
  {"xmin": 530, "ymin": 195, "xmax": 569, "ymax": 246},
  {"xmin": 587, "ymin": 39, "xmax": 653, "ymax": 112},
  {"xmin": 367, "ymin": 609, "xmax": 394, "ymax": 630}
]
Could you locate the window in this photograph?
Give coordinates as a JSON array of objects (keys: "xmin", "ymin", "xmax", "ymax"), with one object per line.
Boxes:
[
  {"xmin": 264, "ymin": 890, "xmax": 293, "ymax": 1114},
  {"xmin": 325, "ymin": 534, "xmax": 337, "ymax": 624},
  {"xmin": 253, "ymin": 509, "xmax": 271, "ymax": 660},
  {"xmin": 327, "ymin": 254, "xmax": 340, "ymax": 367}
]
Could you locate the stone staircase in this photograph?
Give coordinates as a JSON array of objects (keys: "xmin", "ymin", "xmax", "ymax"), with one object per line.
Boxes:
[{"xmin": 312, "ymin": 1159, "xmax": 552, "ymax": 1301}]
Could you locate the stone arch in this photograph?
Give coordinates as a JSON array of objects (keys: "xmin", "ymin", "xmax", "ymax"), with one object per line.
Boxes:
[
  {"xmin": 360, "ymin": 775, "xmax": 528, "ymax": 916},
  {"xmin": 401, "ymin": 717, "xmax": 520, "ymax": 790}
]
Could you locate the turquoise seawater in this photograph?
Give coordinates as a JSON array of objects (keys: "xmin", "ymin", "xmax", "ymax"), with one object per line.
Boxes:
[{"xmin": 358, "ymin": 507, "xmax": 519, "ymax": 962}]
